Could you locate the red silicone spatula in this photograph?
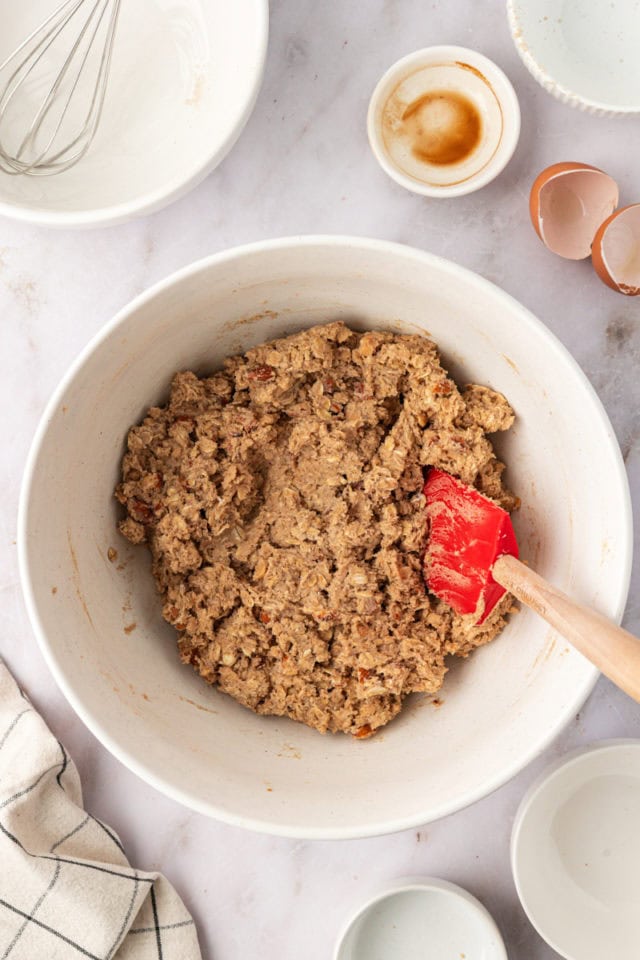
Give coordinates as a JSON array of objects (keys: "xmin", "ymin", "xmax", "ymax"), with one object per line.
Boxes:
[{"xmin": 424, "ymin": 468, "xmax": 640, "ymax": 703}]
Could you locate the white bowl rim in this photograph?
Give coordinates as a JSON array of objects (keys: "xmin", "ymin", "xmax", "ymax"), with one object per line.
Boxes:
[
  {"xmin": 333, "ymin": 875, "xmax": 508, "ymax": 960},
  {"xmin": 366, "ymin": 45, "xmax": 521, "ymax": 198},
  {"xmin": 18, "ymin": 235, "xmax": 633, "ymax": 838},
  {"xmin": 510, "ymin": 739, "xmax": 640, "ymax": 959},
  {"xmin": 0, "ymin": 1, "xmax": 269, "ymax": 229},
  {"xmin": 507, "ymin": 0, "xmax": 640, "ymax": 116}
]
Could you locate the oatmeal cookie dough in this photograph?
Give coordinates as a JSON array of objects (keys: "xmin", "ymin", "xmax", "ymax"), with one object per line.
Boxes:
[{"xmin": 116, "ymin": 322, "xmax": 517, "ymax": 736}]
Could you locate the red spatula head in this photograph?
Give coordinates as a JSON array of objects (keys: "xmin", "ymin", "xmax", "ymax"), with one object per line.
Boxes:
[{"xmin": 424, "ymin": 468, "xmax": 519, "ymax": 624}]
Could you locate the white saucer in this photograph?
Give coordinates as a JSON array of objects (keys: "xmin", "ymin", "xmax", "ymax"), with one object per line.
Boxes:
[
  {"xmin": 512, "ymin": 740, "xmax": 640, "ymax": 959},
  {"xmin": 334, "ymin": 877, "xmax": 507, "ymax": 960}
]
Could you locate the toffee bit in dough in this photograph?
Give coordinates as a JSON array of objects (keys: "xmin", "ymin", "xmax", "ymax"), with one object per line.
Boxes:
[{"xmin": 115, "ymin": 322, "xmax": 518, "ymax": 737}]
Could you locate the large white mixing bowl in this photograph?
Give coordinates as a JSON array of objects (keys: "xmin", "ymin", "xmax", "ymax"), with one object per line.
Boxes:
[{"xmin": 18, "ymin": 237, "xmax": 632, "ymax": 838}]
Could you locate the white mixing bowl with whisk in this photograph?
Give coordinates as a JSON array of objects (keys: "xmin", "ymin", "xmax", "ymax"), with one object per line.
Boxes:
[{"xmin": 0, "ymin": 0, "xmax": 268, "ymax": 226}]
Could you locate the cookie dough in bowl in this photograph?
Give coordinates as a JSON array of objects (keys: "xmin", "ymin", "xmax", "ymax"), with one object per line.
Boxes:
[
  {"xmin": 116, "ymin": 322, "xmax": 518, "ymax": 737},
  {"xmin": 19, "ymin": 237, "xmax": 632, "ymax": 839}
]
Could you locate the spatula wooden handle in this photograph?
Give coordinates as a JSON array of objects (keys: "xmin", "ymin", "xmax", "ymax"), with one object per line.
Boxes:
[{"xmin": 493, "ymin": 553, "xmax": 640, "ymax": 703}]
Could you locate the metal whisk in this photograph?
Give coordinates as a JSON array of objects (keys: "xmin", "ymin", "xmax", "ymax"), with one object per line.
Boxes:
[{"xmin": 0, "ymin": 0, "xmax": 122, "ymax": 176}]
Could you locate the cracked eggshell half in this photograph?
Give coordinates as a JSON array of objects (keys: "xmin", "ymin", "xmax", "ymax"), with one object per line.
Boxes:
[
  {"xmin": 592, "ymin": 203, "xmax": 640, "ymax": 296},
  {"xmin": 529, "ymin": 163, "xmax": 619, "ymax": 260}
]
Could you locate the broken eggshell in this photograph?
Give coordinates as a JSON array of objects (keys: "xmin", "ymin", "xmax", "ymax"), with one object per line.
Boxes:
[
  {"xmin": 592, "ymin": 203, "xmax": 640, "ymax": 296},
  {"xmin": 529, "ymin": 162, "xmax": 619, "ymax": 260}
]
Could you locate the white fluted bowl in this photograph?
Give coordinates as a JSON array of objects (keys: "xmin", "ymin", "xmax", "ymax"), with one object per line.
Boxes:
[{"xmin": 508, "ymin": 0, "xmax": 640, "ymax": 116}]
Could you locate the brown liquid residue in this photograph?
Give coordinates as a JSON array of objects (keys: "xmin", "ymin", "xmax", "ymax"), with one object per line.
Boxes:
[
  {"xmin": 67, "ymin": 530, "xmax": 95, "ymax": 630},
  {"xmin": 455, "ymin": 61, "xmax": 486, "ymax": 82},
  {"xmin": 178, "ymin": 695, "xmax": 218, "ymax": 715},
  {"xmin": 401, "ymin": 90, "xmax": 481, "ymax": 166}
]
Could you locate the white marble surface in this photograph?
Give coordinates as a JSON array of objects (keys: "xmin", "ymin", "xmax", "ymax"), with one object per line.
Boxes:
[{"xmin": 2, "ymin": 1, "xmax": 640, "ymax": 958}]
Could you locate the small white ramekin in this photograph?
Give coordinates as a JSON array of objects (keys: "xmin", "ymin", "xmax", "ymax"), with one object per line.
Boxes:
[{"xmin": 367, "ymin": 45, "xmax": 520, "ymax": 198}]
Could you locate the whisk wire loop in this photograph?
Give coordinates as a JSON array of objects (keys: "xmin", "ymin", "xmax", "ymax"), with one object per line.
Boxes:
[{"xmin": 0, "ymin": 0, "xmax": 121, "ymax": 176}]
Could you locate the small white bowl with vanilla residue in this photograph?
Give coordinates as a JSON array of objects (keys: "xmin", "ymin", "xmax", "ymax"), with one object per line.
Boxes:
[{"xmin": 367, "ymin": 46, "xmax": 520, "ymax": 198}]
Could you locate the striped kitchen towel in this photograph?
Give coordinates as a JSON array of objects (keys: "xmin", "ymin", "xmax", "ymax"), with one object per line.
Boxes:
[{"xmin": 0, "ymin": 659, "xmax": 201, "ymax": 960}]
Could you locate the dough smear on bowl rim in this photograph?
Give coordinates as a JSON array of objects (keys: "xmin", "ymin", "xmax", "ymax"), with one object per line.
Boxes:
[{"xmin": 115, "ymin": 321, "xmax": 518, "ymax": 737}]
